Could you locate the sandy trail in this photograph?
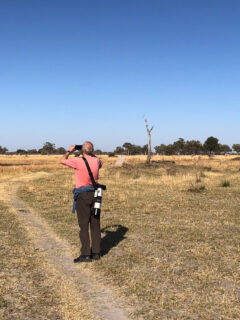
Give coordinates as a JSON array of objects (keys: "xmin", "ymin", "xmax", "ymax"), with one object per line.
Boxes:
[{"xmin": 2, "ymin": 172, "xmax": 129, "ymax": 320}]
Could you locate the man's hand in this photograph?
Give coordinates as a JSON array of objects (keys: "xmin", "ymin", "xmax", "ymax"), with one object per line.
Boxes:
[
  {"xmin": 68, "ymin": 145, "xmax": 76, "ymax": 153},
  {"xmin": 60, "ymin": 145, "xmax": 76, "ymax": 165}
]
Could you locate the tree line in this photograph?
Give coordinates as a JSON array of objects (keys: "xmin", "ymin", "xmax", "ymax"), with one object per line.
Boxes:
[
  {"xmin": 1, "ymin": 137, "xmax": 240, "ymax": 155},
  {"xmin": 114, "ymin": 137, "xmax": 240, "ymax": 155},
  {"xmin": 0, "ymin": 142, "xmax": 66, "ymax": 155}
]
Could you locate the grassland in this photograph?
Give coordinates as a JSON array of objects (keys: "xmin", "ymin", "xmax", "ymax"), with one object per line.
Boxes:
[
  {"xmin": 1, "ymin": 154, "xmax": 240, "ymax": 319},
  {"xmin": 0, "ymin": 201, "xmax": 95, "ymax": 320}
]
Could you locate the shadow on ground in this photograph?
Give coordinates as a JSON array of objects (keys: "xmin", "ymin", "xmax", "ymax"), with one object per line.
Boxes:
[{"xmin": 101, "ymin": 224, "xmax": 128, "ymax": 256}]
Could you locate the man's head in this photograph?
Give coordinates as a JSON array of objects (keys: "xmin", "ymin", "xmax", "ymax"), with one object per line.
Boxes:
[{"xmin": 82, "ymin": 141, "xmax": 94, "ymax": 155}]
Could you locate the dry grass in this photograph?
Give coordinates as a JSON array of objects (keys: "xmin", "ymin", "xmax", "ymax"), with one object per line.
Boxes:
[
  {"xmin": 0, "ymin": 154, "xmax": 62, "ymax": 176},
  {"xmin": 1, "ymin": 154, "xmax": 240, "ymax": 319},
  {"xmin": 0, "ymin": 201, "xmax": 95, "ymax": 320}
]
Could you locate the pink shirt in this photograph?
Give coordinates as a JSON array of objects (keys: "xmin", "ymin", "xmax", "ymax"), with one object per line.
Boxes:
[{"xmin": 63, "ymin": 155, "xmax": 102, "ymax": 188}]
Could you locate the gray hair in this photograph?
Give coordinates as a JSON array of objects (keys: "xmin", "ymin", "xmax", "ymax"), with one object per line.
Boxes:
[{"xmin": 82, "ymin": 141, "xmax": 94, "ymax": 155}]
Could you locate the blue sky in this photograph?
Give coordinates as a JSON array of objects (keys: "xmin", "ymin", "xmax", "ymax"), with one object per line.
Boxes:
[{"xmin": 0, "ymin": 0, "xmax": 239, "ymax": 151}]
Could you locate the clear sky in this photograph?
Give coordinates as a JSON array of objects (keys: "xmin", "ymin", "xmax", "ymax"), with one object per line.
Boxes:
[{"xmin": 1, "ymin": 0, "xmax": 239, "ymax": 151}]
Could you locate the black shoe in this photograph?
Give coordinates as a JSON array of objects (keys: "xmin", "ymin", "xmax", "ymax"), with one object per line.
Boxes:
[
  {"xmin": 91, "ymin": 253, "xmax": 101, "ymax": 260},
  {"xmin": 73, "ymin": 255, "xmax": 92, "ymax": 263}
]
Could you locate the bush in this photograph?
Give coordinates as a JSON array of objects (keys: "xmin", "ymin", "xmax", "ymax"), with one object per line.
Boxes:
[
  {"xmin": 188, "ymin": 183, "xmax": 205, "ymax": 193},
  {"xmin": 204, "ymin": 166, "xmax": 212, "ymax": 171},
  {"xmin": 108, "ymin": 152, "xmax": 116, "ymax": 157},
  {"xmin": 221, "ymin": 180, "xmax": 230, "ymax": 187}
]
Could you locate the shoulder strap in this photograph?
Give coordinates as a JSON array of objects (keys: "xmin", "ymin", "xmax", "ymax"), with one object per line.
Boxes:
[{"xmin": 82, "ymin": 157, "xmax": 98, "ymax": 189}]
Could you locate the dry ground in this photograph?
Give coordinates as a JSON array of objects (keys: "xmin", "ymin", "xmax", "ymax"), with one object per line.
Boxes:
[
  {"xmin": 0, "ymin": 171, "xmax": 98, "ymax": 320},
  {"xmin": 0, "ymin": 154, "xmax": 240, "ymax": 319}
]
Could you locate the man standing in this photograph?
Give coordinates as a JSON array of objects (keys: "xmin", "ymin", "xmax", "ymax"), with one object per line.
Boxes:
[{"xmin": 61, "ymin": 141, "xmax": 102, "ymax": 263}]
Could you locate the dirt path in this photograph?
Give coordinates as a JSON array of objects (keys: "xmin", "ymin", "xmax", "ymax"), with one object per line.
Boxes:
[{"xmin": 2, "ymin": 172, "xmax": 130, "ymax": 320}]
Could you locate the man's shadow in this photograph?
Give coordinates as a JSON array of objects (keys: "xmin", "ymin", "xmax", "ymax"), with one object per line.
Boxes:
[{"xmin": 101, "ymin": 224, "xmax": 128, "ymax": 256}]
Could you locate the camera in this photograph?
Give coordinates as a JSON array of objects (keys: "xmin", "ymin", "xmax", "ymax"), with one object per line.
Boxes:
[
  {"xmin": 93, "ymin": 188, "xmax": 103, "ymax": 217},
  {"xmin": 75, "ymin": 145, "xmax": 82, "ymax": 151}
]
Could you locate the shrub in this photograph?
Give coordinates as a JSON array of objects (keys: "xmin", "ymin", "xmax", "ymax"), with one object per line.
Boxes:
[
  {"xmin": 204, "ymin": 166, "xmax": 212, "ymax": 171},
  {"xmin": 108, "ymin": 152, "xmax": 116, "ymax": 157},
  {"xmin": 188, "ymin": 183, "xmax": 205, "ymax": 193},
  {"xmin": 221, "ymin": 180, "xmax": 230, "ymax": 187}
]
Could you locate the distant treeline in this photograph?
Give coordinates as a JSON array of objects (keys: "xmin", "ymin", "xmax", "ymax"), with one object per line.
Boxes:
[
  {"xmin": 113, "ymin": 137, "xmax": 240, "ymax": 155},
  {"xmin": 1, "ymin": 137, "xmax": 240, "ymax": 155},
  {"xmin": 0, "ymin": 142, "xmax": 66, "ymax": 155}
]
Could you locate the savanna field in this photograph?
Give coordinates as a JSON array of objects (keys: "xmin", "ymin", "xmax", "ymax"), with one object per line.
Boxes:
[{"xmin": 0, "ymin": 154, "xmax": 240, "ymax": 319}]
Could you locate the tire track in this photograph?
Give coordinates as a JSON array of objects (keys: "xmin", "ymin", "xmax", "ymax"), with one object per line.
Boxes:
[{"xmin": 3, "ymin": 173, "xmax": 129, "ymax": 320}]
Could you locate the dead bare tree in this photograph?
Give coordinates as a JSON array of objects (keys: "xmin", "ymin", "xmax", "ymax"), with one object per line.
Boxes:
[{"xmin": 144, "ymin": 117, "xmax": 154, "ymax": 164}]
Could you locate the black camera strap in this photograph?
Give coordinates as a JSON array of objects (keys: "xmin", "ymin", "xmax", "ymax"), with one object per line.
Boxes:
[{"xmin": 82, "ymin": 157, "xmax": 106, "ymax": 190}]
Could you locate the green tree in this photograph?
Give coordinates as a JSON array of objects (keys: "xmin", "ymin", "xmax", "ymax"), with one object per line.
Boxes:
[
  {"xmin": 232, "ymin": 144, "xmax": 240, "ymax": 154},
  {"xmin": 173, "ymin": 138, "xmax": 185, "ymax": 154},
  {"xmin": 164, "ymin": 144, "xmax": 175, "ymax": 155},
  {"xmin": 95, "ymin": 149, "xmax": 103, "ymax": 155},
  {"xmin": 204, "ymin": 137, "xmax": 219, "ymax": 154},
  {"xmin": 184, "ymin": 140, "xmax": 203, "ymax": 155},
  {"xmin": 219, "ymin": 144, "xmax": 231, "ymax": 154},
  {"xmin": 123, "ymin": 142, "xmax": 133, "ymax": 155},
  {"xmin": 122, "ymin": 143, "xmax": 144, "ymax": 155},
  {"xmin": 0, "ymin": 146, "xmax": 8, "ymax": 154},
  {"xmin": 17, "ymin": 149, "xmax": 27, "ymax": 154},
  {"xmin": 154, "ymin": 144, "xmax": 175, "ymax": 155},
  {"xmin": 40, "ymin": 142, "xmax": 56, "ymax": 155},
  {"xmin": 55, "ymin": 147, "xmax": 66, "ymax": 154},
  {"xmin": 154, "ymin": 144, "xmax": 167, "ymax": 155},
  {"xmin": 27, "ymin": 149, "xmax": 38, "ymax": 154},
  {"xmin": 130, "ymin": 144, "xmax": 142, "ymax": 155},
  {"xmin": 142, "ymin": 144, "xmax": 148, "ymax": 155},
  {"xmin": 114, "ymin": 146, "xmax": 125, "ymax": 154}
]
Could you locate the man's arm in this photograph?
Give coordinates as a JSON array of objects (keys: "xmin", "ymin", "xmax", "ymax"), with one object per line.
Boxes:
[{"xmin": 60, "ymin": 145, "xmax": 76, "ymax": 165}]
